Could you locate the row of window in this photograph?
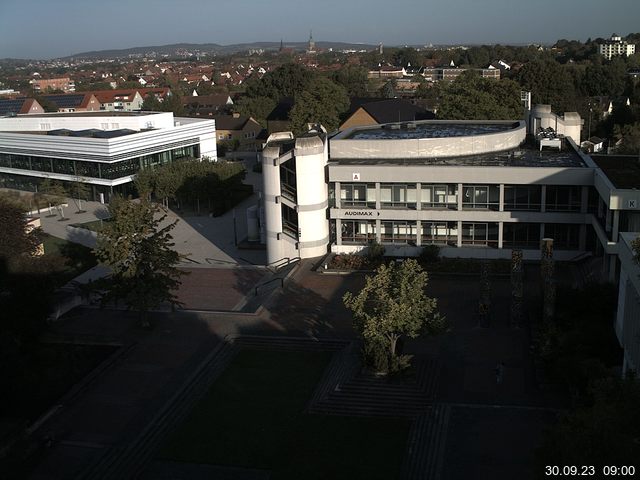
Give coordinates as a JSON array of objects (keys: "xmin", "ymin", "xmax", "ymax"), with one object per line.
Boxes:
[
  {"xmin": 338, "ymin": 220, "xmax": 581, "ymax": 249},
  {"xmin": 335, "ymin": 183, "xmax": 590, "ymax": 212},
  {"xmin": 0, "ymin": 145, "xmax": 199, "ymax": 180}
]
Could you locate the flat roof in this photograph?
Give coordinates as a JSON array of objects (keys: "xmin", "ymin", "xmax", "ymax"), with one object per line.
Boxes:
[
  {"xmin": 332, "ymin": 144, "xmax": 586, "ymax": 168},
  {"xmin": 339, "ymin": 120, "xmax": 519, "ymax": 140},
  {"xmin": 13, "ymin": 111, "xmax": 158, "ymax": 118},
  {"xmin": 592, "ymin": 155, "xmax": 640, "ymax": 189}
]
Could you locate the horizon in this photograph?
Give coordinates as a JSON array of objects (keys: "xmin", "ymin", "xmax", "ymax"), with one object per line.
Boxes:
[{"xmin": 1, "ymin": 0, "xmax": 639, "ymax": 60}]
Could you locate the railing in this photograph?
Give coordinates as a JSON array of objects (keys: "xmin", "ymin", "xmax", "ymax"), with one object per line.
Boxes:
[
  {"xmin": 267, "ymin": 256, "xmax": 301, "ymax": 272},
  {"xmin": 254, "ymin": 277, "xmax": 284, "ymax": 296}
]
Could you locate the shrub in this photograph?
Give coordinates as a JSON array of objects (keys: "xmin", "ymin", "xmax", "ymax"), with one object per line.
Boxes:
[
  {"xmin": 330, "ymin": 253, "xmax": 367, "ymax": 270},
  {"xmin": 420, "ymin": 244, "xmax": 440, "ymax": 263},
  {"xmin": 366, "ymin": 240, "xmax": 385, "ymax": 260}
]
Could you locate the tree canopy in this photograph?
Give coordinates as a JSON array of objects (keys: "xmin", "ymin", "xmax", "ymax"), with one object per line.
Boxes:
[
  {"xmin": 437, "ymin": 71, "xmax": 523, "ymax": 120},
  {"xmin": 93, "ymin": 197, "xmax": 185, "ymax": 326},
  {"xmin": 289, "ymin": 77, "xmax": 350, "ymax": 134},
  {"xmin": 343, "ymin": 259, "xmax": 445, "ymax": 373}
]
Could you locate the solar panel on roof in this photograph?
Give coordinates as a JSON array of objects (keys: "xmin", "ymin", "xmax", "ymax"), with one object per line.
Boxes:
[
  {"xmin": 0, "ymin": 99, "xmax": 26, "ymax": 116},
  {"xmin": 42, "ymin": 94, "xmax": 85, "ymax": 109}
]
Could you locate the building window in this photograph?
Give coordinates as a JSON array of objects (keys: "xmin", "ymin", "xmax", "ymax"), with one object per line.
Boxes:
[
  {"xmin": 282, "ymin": 204, "xmax": 298, "ymax": 239},
  {"xmin": 421, "ymin": 221, "xmax": 457, "ymax": 246},
  {"xmin": 341, "ymin": 220, "xmax": 376, "ymax": 244},
  {"xmin": 461, "ymin": 222, "xmax": 499, "ymax": 247},
  {"xmin": 340, "ymin": 183, "xmax": 375, "ymax": 208},
  {"xmin": 381, "ymin": 221, "xmax": 417, "ymax": 244},
  {"xmin": 544, "ymin": 223, "xmax": 580, "ymax": 249},
  {"xmin": 421, "ymin": 184, "xmax": 457, "ymax": 209},
  {"xmin": 504, "ymin": 185, "xmax": 542, "ymax": 211},
  {"xmin": 503, "ymin": 223, "xmax": 540, "ymax": 248},
  {"xmin": 380, "ymin": 183, "xmax": 417, "ymax": 209},
  {"xmin": 462, "ymin": 185, "xmax": 500, "ymax": 210},
  {"xmin": 545, "ymin": 186, "xmax": 582, "ymax": 212},
  {"xmin": 279, "ymin": 158, "xmax": 297, "ymax": 202}
]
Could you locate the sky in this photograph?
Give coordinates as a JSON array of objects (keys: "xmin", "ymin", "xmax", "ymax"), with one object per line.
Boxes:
[{"xmin": 1, "ymin": 0, "xmax": 639, "ymax": 59}]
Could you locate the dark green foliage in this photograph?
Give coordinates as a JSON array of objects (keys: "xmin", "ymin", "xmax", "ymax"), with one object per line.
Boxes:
[
  {"xmin": 516, "ymin": 59, "xmax": 579, "ymax": 113},
  {"xmin": 329, "ymin": 253, "xmax": 368, "ymax": 270},
  {"xmin": 366, "ymin": 239, "xmax": 385, "ymax": 260},
  {"xmin": 343, "ymin": 259, "xmax": 446, "ymax": 374},
  {"xmin": 134, "ymin": 160, "xmax": 248, "ymax": 215},
  {"xmin": 419, "ymin": 244, "xmax": 441, "ymax": 264},
  {"xmin": 438, "ymin": 71, "xmax": 523, "ymax": 120},
  {"xmin": 537, "ymin": 376, "xmax": 640, "ymax": 472},
  {"xmin": 289, "ymin": 77, "xmax": 349, "ymax": 133},
  {"xmin": 92, "ymin": 197, "xmax": 185, "ymax": 325},
  {"xmin": 331, "ymin": 64, "xmax": 369, "ymax": 97}
]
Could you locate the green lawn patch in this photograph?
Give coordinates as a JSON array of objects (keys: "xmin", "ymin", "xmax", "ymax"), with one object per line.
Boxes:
[
  {"xmin": 159, "ymin": 348, "xmax": 410, "ymax": 479},
  {"xmin": 42, "ymin": 234, "xmax": 97, "ymax": 285},
  {"xmin": 68, "ymin": 218, "xmax": 111, "ymax": 233}
]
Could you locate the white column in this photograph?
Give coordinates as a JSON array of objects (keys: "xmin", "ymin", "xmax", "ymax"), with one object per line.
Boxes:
[
  {"xmin": 263, "ymin": 148, "xmax": 284, "ymax": 264},
  {"xmin": 457, "ymin": 183, "xmax": 463, "ymax": 211},
  {"xmin": 498, "ymin": 222, "xmax": 504, "ymax": 249},
  {"xmin": 499, "ymin": 184, "xmax": 505, "ymax": 212}
]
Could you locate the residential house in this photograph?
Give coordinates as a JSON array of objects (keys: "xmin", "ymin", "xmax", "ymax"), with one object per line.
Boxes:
[
  {"xmin": 214, "ymin": 113, "xmax": 263, "ymax": 149},
  {"xmin": 339, "ymin": 98, "xmax": 435, "ymax": 131},
  {"xmin": 30, "ymin": 77, "xmax": 76, "ymax": 93},
  {"xmin": 0, "ymin": 98, "xmax": 44, "ymax": 116},
  {"xmin": 41, "ymin": 93, "xmax": 101, "ymax": 113},
  {"xmin": 93, "ymin": 90, "xmax": 145, "ymax": 111},
  {"xmin": 183, "ymin": 94, "xmax": 234, "ymax": 116}
]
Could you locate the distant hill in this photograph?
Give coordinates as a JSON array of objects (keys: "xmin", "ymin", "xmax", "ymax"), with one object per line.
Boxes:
[{"xmin": 63, "ymin": 41, "xmax": 380, "ymax": 59}]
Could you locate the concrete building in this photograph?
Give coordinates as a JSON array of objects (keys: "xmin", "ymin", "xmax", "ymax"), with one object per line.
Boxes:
[
  {"xmin": 615, "ymin": 233, "xmax": 640, "ymax": 376},
  {"xmin": 599, "ymin": 34, "xmax": 636, "ymax": 60},
  {"xmin": 0, "ymin": 111, "xmax": 216, "ymax": 201}
]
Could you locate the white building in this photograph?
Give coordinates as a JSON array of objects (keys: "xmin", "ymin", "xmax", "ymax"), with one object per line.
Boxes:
[
  {"xmin": 0, "ymin": 111, "xmax": 216, "ymax": 200},
  {"xmin": 599, "ymin": 34, "xmax": 636, "ymax": 60},
  {"xmin": 615, "ymin": 233, "xmax": 640, "ymax": 376}
]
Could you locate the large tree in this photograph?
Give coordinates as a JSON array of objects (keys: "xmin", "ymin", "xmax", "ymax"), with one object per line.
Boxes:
[
  {"xmin": 343, "ymin": 259, "xmax": 445, "ymax": 373},
  {"xmin": 438, "ymin": 71, "xmax": 523, "ymax": 120},
  {"xmin": 93, "ymin": 197, "xmax": 185, "ymax": 326},
  {"xmin": 289, "ymin": 77, "xmax": 349, "ymax": 134}
]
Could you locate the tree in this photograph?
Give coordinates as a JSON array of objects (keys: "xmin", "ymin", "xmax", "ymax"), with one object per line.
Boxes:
[
  {"xmin": 93, "ymin": 197, "xmax": 185, "ymax": 327},
  {"xmin": 343, "ymin": 259, "xmax": 445, "ymax": 373},
  {"xmin": 331, "ymin": 65, "xmax": 369, "ymax": 97},
  {"xmin": 288, "ymin": 77, "xmax": 349, "ymax": 134},
  {"xmin": 438, "ymin": 71, "xmax": 523, "ymax": 120},
  {"xmin": 39, "ymin": 179, "xmax": 68, "ymax": 218},
  {"xmin": 235, "ymin": 95, "xmax": 277, "ymax": 128},
  {"xmin": 69, "ymin": 179, "xmax": 91, "ymax": 213},
  {"xmin": 516, "ymin": 59, "xmax": 579, "ymax": 112}
]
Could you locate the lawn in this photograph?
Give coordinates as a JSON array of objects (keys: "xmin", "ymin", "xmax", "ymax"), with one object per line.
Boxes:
[
  {"xmin": 158, "ymin": 348, "xmax": 410, "ymax": 480},
  {"xmin": 42, "ymin": 234, "xmax": 97, "ymax": 285},
  {"xmin": 68, "ymin": 218, "xmax": 111, "ymax": 233}
]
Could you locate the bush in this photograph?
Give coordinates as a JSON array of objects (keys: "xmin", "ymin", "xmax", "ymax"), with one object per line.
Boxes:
[
  {"xmin": 366, "ymin": 240, "xmax": 385, "ymax": 260},
  {"xmin": 362, "ymin": 338, "xmax": 413, "ymax": 375},
  {"xmin": 419, "ymin": 244, "xmax": 440, "ymax": 263},
  {"xmin": 329, "ymin": 253, "xmax": 367, "ymax": 270}
]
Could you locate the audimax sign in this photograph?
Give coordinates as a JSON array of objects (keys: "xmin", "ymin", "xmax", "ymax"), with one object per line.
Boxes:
[{"xmin": 344, "ymin": 210, "xmax": 380, "ymax": 217}]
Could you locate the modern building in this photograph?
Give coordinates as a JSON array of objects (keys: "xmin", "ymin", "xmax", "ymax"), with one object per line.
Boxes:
[
  {"xmin": 260, "ymin": 108, "xmax": 640, "ymax": 376},
  {"xmin": 599, "ymin": 34, "xmax": 636, "ymax": 60},
  {"xmin": 262, "ymin": 105, "xmax": 638, "ymax": 269},
  {"xmin": 0, "ymin": 111, "xmax": 216, "ymax": 201}
]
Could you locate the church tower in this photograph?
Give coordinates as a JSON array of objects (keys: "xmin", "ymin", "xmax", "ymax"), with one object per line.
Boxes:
[{"xmin": 307, "ymin": 30, "xmax": 316, "ymax": 54}]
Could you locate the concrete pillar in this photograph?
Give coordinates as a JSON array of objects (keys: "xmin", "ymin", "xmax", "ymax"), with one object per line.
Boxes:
[
  {"xmin": 416, "ymin": 183, "xmax": 422, "ymax": 211},
  {"xmin": 579, "ymin": 224, "xmax": 587, "ymax": 251},
  {"xmin": 375, "ymin": 219, "xmax": 381, "ymax": 242},
  {"xmin": 457, "ymin": 183, "xmax": 463, "ymax": 211},
  {"xmin": 540, "ymin": 185, "xmax": 546, "ymax": 212},
  {"xmin": 498, "ymin": 222, "xmax": 504, "ymax": 249},
  {"xmin": 416, "ymin": 220, "xmax": 422, "ymax": 246},
  {"xmin": 457, "ymin": 220, "xmax": 462, "ymax": 247},
  {"xmin": 336, "ymin": 219, "xmax": 342, "ymax": 246},
  {"xmin": 612, "ymin": 210, "xmax": 620, "ymax": 242},
  {"xmin": 262, "ymin": 148, "xmax": 284, "ymax": 264},
  {"xmin": 499, "ymin": 184, "xmax": 505, "ymax": 212},
  {"xmin": 375, "ymin": 182, "xmax": 381, "ymax": 210},
  {"xmin": 335, "ymin": 181, "xmax": 341, "ymax": 208}
]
